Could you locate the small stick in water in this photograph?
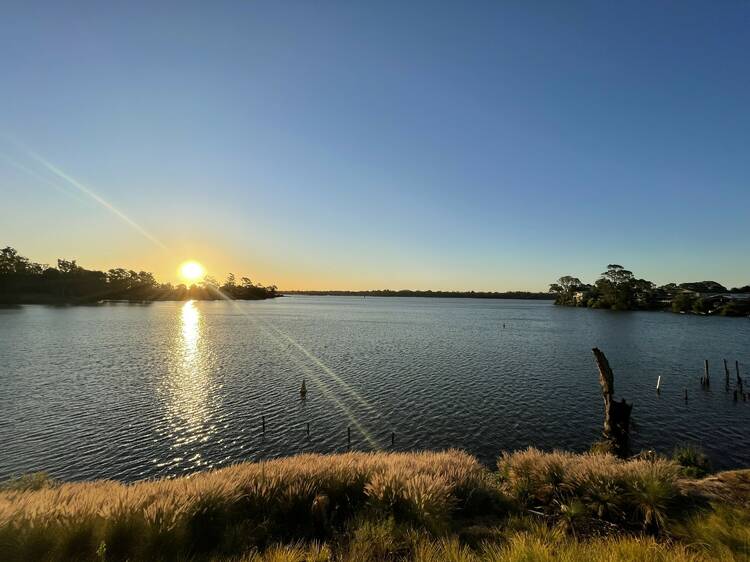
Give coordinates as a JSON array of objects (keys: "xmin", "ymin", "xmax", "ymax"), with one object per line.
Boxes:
[
  {"xmin": 306, "ymin": 422, "xmax": 310, "ymax": 438},
  {"xmin": 300, "ymin": 379, "xmax": 307, "ymax": 399},
  {"xmin": 656, "ymin": 376, "xmax": 661, "ymax": 393},
  {"xmin": 391, "ymin": 431, "xmax": 395, "ymax": 446},
  {"xmin": 347, "ymin": 426, "xmax": 351, "ymax": 448}
]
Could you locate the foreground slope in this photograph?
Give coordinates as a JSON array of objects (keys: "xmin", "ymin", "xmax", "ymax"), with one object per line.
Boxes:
[{"xmin": 1, "ymin": 449, "xmax": 748, "ymax": 561}]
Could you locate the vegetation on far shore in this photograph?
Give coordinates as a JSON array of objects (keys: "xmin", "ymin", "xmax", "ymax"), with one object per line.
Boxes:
[
  {"xmin": 550, "ymin": 264, "xmax": 750, "ymax": 316},
  {"xmin": 283, "ymin": 289, "xmax": 554, "ymax": 300},
  {"xmin": 0, "ymin": 246, "xmax": 278, "ymax": 304},
  {"xmin": 2, "ymin": 447, "xmax": 749, "ymax": 561}
]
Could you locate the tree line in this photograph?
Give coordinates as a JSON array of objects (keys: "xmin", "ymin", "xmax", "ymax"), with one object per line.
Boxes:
[
  {"xmin": 283, "ymin": 289, "xmax": 554, "ymax": 299},
  {"xmin": 549, "ymin": 264, "xmax": 750, "ymax": 316},
  {"xmin": 0, "ymin": 246, "xmax": 278, "ymax": 304}
]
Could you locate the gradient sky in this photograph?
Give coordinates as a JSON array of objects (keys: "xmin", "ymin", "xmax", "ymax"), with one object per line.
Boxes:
[{"xmin": 1, "ymin": 1, "xmax": 748, "ymax": 291}]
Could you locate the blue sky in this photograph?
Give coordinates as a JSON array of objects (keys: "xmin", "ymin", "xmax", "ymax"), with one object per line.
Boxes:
[{"xmin": 1, "ymin": 1, "xmax": 748, "ymax": 290}]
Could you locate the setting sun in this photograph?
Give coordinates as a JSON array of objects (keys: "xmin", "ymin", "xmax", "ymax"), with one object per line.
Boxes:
[{"xmin": 179, "ymin": 260, "xmax": 205, "ymax": 283}]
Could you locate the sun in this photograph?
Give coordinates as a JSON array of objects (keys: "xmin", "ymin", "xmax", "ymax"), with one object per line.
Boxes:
[{"xmin": 179, "ymin": 260, "xmax": 205, "ymax": 283}]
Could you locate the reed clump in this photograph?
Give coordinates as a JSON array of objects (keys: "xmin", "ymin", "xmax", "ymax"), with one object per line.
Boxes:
[{"xmin": 498, "ymin": 447, "xmax": 681, "ymax": 533}]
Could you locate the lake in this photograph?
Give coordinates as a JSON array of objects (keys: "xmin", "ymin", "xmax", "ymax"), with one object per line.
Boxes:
[{"xmin": 1, "ymin": 296, "xmax": 748, "ymax": 482}]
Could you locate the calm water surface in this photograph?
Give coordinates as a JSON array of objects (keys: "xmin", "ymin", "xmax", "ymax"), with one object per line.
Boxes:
[{"xmin": 1, "ymin": 297, "xmax": 748, "ymax": 481}]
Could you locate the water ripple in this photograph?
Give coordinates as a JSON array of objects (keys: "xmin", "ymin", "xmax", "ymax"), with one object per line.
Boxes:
[{"xmin": 0, "ymin": 297, "xmax": 749, "ymax": 481}]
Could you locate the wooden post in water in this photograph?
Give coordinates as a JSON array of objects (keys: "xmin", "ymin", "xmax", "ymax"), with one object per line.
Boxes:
[
  {"xmin": 391, "ymin": 432, "xmax": 395, "ymax": 446},
  {"xmin": 306, "ymin": 422, "xmax": 310, "ymax": 438},
  {"xmin": 592, "ymin": 348, "xmax": 632, "ymax": 457},
  {"xmin": 737, "ymin": 361, "xmax": 742, "ymax": 385},
  {"xmin": 703, "ymin": 360, "xmax": 709, "ymax": 387},
  {"xmin": 300, "ymin": 379, "xmax": 307, "ymax": 399},
  {"xmin": 656, "ymin": 376, "xmax": 661, "ymax": 393},
  {"xmin": 724, "ymin": 359, "xmax": 730, "ymax": 389},
  {"xmin": 684, "ymin": 388, "xmax": 688, "ymax": 401}
]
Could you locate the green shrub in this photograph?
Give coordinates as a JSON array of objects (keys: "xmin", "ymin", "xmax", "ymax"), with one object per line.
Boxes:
[
  {"xmin": 498, "ymin": 448, "xmax": 680, "ymax": 532},
  {"xmin": 0, "ymin": 472, "xmax": 56, "ymax": 492},
  {"xmin": 672, "ymin": 445, "xmax": 711, "ymax": 478}
]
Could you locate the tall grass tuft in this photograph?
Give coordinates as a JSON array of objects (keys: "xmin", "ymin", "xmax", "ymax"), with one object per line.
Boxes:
[{"xmin": 498, "ymin": 448, "xmax": 681, "ymax": 532}]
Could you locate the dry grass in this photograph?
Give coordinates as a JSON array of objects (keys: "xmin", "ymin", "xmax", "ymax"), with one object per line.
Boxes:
[
  {"xmin": 498, "ymin": 448, "xmax": 681, "ymax": 533},
  {"xmin": 0, "ymin": 450, "xmax": 492, "ymax": 561},
  {"xmin": 216, "ymin": 525, "xmax": 719, "ymax": 561},
  {"xmin": 1, "ymin": 449, "xmax": 748, "ymax": 561}
]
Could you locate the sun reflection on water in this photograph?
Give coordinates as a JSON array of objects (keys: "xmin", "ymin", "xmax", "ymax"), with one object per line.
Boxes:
[
  {"xmin": 157, "ymin": 300, "xmax": 219, "ymax": 472},
  {"xmin": 182, "ymin": 299, "xmax": 200, "ymax": 357}
]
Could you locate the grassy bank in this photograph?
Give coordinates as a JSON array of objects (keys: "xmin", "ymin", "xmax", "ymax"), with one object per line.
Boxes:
[{"xmin": 1, "ymin": 449, "xmax": 748, "ymax": 561}]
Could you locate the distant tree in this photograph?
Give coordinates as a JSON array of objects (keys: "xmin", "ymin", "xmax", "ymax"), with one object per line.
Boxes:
[
  {"xmin": 632, "ymin": 278, "xmax": 656, "ymax": 309},
  {"xmin": 137, "ymin": 271, "xmax": 156, "ymax": 286},
  {"xmin": 57, "ymin": 259, "xmax": 81, "ymax": 274},
  {"xmin": 678, "ymin": 281, "xmax": 727, "ymax": 294},
  {"xmin": 549, "ymin": 276, "xmax": 583, "ymax": 305},
  {"xmin": 1, "ymin": 247, "xmax": 30, "ymax": 274},
  {"xmin": 692, "ymin": 298, "xmax": 710, "ymax": 314},
  {"xmin": 601, "ymin": 264, "xmax": 634, "ymax": 286},
  {"xmin": 672, "ymin": 292, "xmax": 696, "ymax": 313},
  {"xmin": 720, "ymin": 300, "xmax": 750, "ymax": 316},
  {"xmin": 660, "ymin": 283, "xmax": 678, "ymax": 295},
  {"xmin": 596, "ymin": 265, "xmax": 636, "ymax": 310}
]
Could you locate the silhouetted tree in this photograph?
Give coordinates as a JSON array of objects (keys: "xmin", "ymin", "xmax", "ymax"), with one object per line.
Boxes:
[{"xmin": 0, "ymin": 246, "xmax": 279, "ymax": 304}]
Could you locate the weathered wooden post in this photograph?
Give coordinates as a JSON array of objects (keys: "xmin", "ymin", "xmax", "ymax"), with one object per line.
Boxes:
[
  {"xmin": 300, "ymin": 379, "xmax": 307, "ymax": 399},
  {"xmin": 725, "ymin": 359, "xmax": 730, "ymax": 389},
  {"xmin": 592, "ymin": 348, "xmax": 632, "ymax": 457},
  {"xmin": 306, "ymin": 422, "xmax": 310, "ymax": 438},
  {"xmin": 703, "ymin": 360, "xmax": 710, "ymax": 387},
  {"xmin": 656, "ymin": 376, "xmax": 661, "ymax": 393}
]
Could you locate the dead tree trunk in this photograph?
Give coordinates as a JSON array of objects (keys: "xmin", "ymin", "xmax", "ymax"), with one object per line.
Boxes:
[{"xmin": 592, "ymin": 347, "xmax": 632, "ymax": 457}]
